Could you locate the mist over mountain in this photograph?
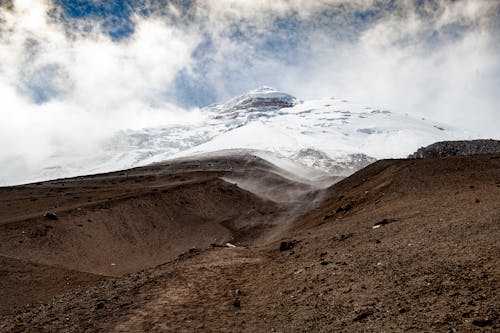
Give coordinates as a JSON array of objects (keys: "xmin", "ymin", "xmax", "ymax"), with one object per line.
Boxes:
[{"xmin": 1, "ymin": 87, "xmax": 473, "ymax": 185}]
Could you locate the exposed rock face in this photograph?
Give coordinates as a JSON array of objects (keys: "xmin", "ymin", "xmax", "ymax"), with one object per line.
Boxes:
[
  {"xmin": 409, "ymin": 140, "xmax": 500, "ymax": 158},
  {"xmin": 291, "ymin": 148, "xmax": 376, "ymax": 176},
  {"xmin": 210, "ymin": 86, "xmax": 298, "ymax": 122}
]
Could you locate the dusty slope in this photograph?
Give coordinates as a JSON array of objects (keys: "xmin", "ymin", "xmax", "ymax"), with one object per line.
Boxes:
[
  {"xmin": 0, "ymin": 153, "xmax": 324, "ymax": 315},
  {"xmin": 1, "ymin": 154, "xmax": 499, "ymax": 332},
  {"xmin": 0, "ymin": 255, "xmax": 103, "ymax": 316}
]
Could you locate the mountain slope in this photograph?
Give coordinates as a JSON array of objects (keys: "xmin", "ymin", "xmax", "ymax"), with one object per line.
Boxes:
[
  {"xmin": 1, "ymin": 153, "xmax": 498, "ymax": 332},
  {"xmin": 8, "ymin": 87, "xmax": 472, "ymax": 185},
  {"xmin": 0, "ymin": 153, "xmax": 328, "ymax": 277}
]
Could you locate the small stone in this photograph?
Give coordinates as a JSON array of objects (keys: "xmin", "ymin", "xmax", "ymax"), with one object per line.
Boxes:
[
  {"xmin": 43, "ymin": 212, "xmax": 58, "ymax": 220},
  {"xmin": 323, "ymin": 213, "xmax": 335, "ymax": 220},
  {"xmin": 233, "ymin": 299, "xmax": 241, "ymax": 308},
  {"xmin": 353, "ymin": 309, "xmax": 372, "ymax": 322},
  {"xmin": 472, "ymin": 318, "xmax": 492, "ymax": 327},
  {"xmin": 373, "ymin": 218, "xmax": 396, "ymax": 228},
  {"xmin": 280, "ymin": 240, "xmax": 299, "ymax": 251},
  {"xmin": 331, "ymin": 234, "xmax": 353, "ymax": 242}
]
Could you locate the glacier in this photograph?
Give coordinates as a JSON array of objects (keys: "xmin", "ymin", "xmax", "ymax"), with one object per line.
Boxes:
[{"xmin": 2, "ymin": 87, "xmax": 473, "ymax": 185}]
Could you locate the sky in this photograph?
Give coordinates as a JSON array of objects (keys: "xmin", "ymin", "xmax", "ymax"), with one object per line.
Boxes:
[{"xmin": 0, "ymin": 0, "xmax": 499, "ymax": 181}]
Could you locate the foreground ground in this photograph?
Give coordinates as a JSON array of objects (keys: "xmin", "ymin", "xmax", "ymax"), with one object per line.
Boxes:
[{"xmin": 0, "ymin": 153, "xmax": 498, "ymax": 332}]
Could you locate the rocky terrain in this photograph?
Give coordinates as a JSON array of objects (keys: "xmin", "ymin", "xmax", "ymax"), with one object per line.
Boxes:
[
  {"xmin": 409, "ymin": 139, "xmax": 500, "ymax": 158},
  {"xmin": 0, "ymin": 152, "xmax": 499, "ymax": 332}
]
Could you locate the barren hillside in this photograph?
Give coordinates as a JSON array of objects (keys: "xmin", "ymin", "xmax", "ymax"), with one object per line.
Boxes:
[{"xmin": 0, "ymin": 153, "xmax": 498, "ymax": 332}]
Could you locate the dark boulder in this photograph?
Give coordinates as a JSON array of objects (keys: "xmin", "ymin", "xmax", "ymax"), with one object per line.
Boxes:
[
  {"xmin": 279, "ymin": 240, "xmax": 299, "ymax": 251},
  {"xmin": 43, "ymin": 212, "xmax": 58, "ymax": 220}
]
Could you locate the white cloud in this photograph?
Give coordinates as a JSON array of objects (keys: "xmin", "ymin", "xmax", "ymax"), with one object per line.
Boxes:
[
  {"xmin": 193, "ymin": 0, "xmax": 499, "ymax": 136},
  {"xmin": 0, "ymin": 0, "xmax": 203, "ymax": 184}
]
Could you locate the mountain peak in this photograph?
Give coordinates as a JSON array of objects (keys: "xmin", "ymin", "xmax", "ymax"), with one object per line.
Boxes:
[
  {"xmin": 245, "ymin": 85, "xmax": 287, "ymax": 94},
  {"xmin": 208, "ymin": 86, "xmax": 298, "ymax": 122},
  {"xmin": 10, "ymin": 89, "xmax": 472, "ymax": 185},
  {"xmin": 238, "ymin": 86, "xmax": 297, "ymax": 104}
]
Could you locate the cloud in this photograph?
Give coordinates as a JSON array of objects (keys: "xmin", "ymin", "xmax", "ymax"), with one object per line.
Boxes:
[
  {"xmin": 0, "ymin": 0, "xmax": 203, "ymax": 183},
  {"xmin": 278, "ymin": 0, "xmax": 500, "ymax": 134},
  {"xmin": 188, "ymin": 0, "xmax": 499, "ymax": 135},
  {"xmin": 0, "ymin": 0, "xmax": 499, "ymax": 184}
]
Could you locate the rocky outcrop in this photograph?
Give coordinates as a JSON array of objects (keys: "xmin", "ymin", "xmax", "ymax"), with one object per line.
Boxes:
[
  {"xmin": 209, "ymin": 87, "xmax": 298, "ymax": 122},
  {"xmin": 409, "ymin": 139, "xmax": 500, "ymax": 158},
  {"xmin": 291, "ymin": 148, "xmax": 376, "ymax": 176}
]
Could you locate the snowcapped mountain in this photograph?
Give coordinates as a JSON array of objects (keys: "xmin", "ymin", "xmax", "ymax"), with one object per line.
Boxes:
[
  {"xmin": 140, "ymin": 87, "xmax": 471, "ymax": 173},
  {"xmin": 10, "ymin": 87, "xmax": 472, "ymax": 185}
]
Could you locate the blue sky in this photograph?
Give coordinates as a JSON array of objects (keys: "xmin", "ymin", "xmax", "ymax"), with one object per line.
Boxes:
[{"xmin": 48, "ymin": 0, "xmax": 402, "ymax": 107}]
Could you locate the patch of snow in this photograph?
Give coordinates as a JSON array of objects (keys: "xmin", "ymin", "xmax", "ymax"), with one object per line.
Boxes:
[{"xmin": 3, "ymin": 87, "xmax": 475, "ymax": 185}]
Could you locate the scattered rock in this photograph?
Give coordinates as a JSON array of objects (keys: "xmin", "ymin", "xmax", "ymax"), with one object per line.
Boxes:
[
  {"xmin": 323, "ymin": 212, "xmax": 335, "ymax": 220},
  {"xmin": 177, "ymin": 248, "xmax": 201, "ymax": 260},
  {"xmin": 233, "ymin": 299, "xmax": 241, "ymax": 308},
  {"xmin": 471, "ymin": 318, "xmax": 492, "ymax": 327},
  {"xmin": 211, "ymin": 242, "xmax": 237, "ymax": 248},
  {"xmin": 43, "ymin": 212, "xmax": 58, "ymax": 220},
  {"xmin": 280, "ymin": 240, "xmax": 299, "ymax": 251},
  {"xmin": 336, "ymin": 203, "xmax": 353, "ymax": 214},
  {"xmin": 331, "ymin": 233, "xmax": 353, "ymax": 242},
  {"xmin": 353, "ymin": 309, "xmax": 372, "ymax": 322},
  {"xmin": 29, "ymin": 229, "xmax": 48, "ymax": 238},
  {"xmin": 373, "ymin": 218, "xmax": 397, "ymax": 229}
]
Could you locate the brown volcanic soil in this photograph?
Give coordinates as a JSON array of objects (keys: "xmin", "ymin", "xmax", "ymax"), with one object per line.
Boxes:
[
  {"xmin": 0, "ymin": 154, "xmax": 499, "ymax": 332},
  {"xmin": 0, "ymin": 154, "xmax": 323, "ymax": 314}
]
